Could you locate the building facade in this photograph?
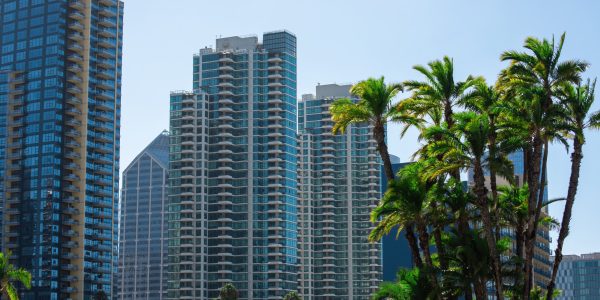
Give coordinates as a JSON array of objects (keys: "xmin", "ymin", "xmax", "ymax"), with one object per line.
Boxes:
[
  {"xmin": 554, "ymin": 252, "xmax": 600, "ymax": 300},
  {"xmin": 0, "ymin": 1, "xmax": 123, "ymax": 299},
  {"xmin": 168, "ymin": 31, "xmax": 298, "ymax": 299},
  {"xmin": 117, "ymin": 132, "xmax": 169, "ymax": 300},
  {"xmin": 297, "ymin": 84, "xmax": 382, "ymax": 299}
]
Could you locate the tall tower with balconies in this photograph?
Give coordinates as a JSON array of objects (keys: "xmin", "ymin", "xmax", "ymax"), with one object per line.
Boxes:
[
  {"xmin": 297, "ymin": 84, "xmax": 383, "ymax": 299},
  {"xmin": 168, "ymin": 31, "xmax": 298, "ymax": 300},
  {"xmin": 0, "ymin": 1, "xmax": 123, "ymax": 299}
]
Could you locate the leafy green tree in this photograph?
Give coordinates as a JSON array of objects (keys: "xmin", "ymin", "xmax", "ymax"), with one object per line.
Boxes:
[
  {"xmin": 0, "ymin": 251, "xmax": 31, "ymax": 300},
  {"xmin": 283, "ymin": 291, "xmax": 301, "ymax": 300},
  {"xmin": 499, "ymin": 33, "xmax": 588, "ymax": 296},
  {"xmin": 219, "ymin": 283, "xmax": 238, "ymax": 300},
  {"xmin": 547, "ymin": 79, "xmax": 600, "ymax": 299}
]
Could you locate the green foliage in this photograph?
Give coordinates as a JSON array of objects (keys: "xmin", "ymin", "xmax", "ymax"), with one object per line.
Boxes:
[
  {"xmin": 343, "ymin": 33, "xmax": 596, "ymax": 300},
  {"xmin": 330, "ymin": 76, "xmax": 404, "ymax": 134},
  {"xmin": 371, "ymin": 268, "xmax": 436, "ymax": 300},
  {"xmin": 282, "ymin": 291, "xmax": 301, "ymax": 300},
  {"xmin": 0, "ymin": 251, "xmax": 32, "ymax": 300},
  {"xmin": 219, "ymin": 283, "xmax": 238, "ymax": 300}
]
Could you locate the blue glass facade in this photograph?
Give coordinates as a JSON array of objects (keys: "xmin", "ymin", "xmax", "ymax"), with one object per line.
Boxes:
[
  {"xmin": 555, "ymin": 253, "xmax": 600, "ymax": 300},
  {"xmin": 0, "ymin": 1, "xmax": 123, "ymax": 299},
  {"xmin": 169, "ymin": 31, "xmax": 298, "ymax": 300},
  {"xmin": 117, "ymin": 132, "xmax": 169, "ymax": 300}
]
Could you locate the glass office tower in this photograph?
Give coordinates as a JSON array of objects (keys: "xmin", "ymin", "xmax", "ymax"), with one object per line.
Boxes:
[
  {"xmin": 169, "ymin": 31, "xmax": 298, "ymax": 300},
  {"xmin": 554, "ymin": 252, "xmax": 600, "ymax": 300},
  {"xmin": 297, "ymin": 84, "xmax": 382, "ymax": 299},
  {"xmin": 0, "ymin": 1, "xmax": 123, "ymax": 299},
  {"xmin": 117, "ymin": 132, "xmax": 169, "ymax": 300}
]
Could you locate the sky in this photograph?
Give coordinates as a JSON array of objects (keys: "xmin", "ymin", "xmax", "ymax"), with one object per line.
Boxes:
[{"xmin": 120, "ymin": 0, "xmax": 600, "ymax": 255}]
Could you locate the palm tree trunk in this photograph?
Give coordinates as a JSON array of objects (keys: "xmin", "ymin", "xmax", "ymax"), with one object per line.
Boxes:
[
  {"xmin": 374, "ymin": 122, "xmax": 395, "ymax": 181},
  {"xmin": 488, "ymin": 127, "xmax": 500, "ymax": 242},
  {"xmin": 524, "ymin": 134, "xmax": 543, "ymax": 299},
  {"xmin": 443, "ymin": 99, "xmax": 461, "ymax": 180},
  {"xmin": 533, "ymin": 141, "xmax": 548, "ymax": 230},
  {"xmin": 546, "ymin": 138, "xmax": 583, "ymax": 299},
  {"xmin": 473, "ymin": 158, "xmax": 504, "ymax": 299},
  {"xmin": 513, "ymin": 219, "xmax": 525, "ymax": 300},
  {"xmin": 416, "ymin": 222, "xmax": 438, "ymax": 288},
  {"xmin": 473, "ymin": 278, "xmax": 488, "ymax": 300},
  {"xmin": 405, "ymin": 225, "xmax": 423, "ymax": 268},
  {"xmin": 373, "ymin": 120, "xmax": 424, "ymax": 270}
]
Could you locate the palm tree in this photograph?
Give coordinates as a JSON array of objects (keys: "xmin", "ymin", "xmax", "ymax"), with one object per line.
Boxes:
[
  {"xmin": 403, "ymin": 56, "xmax": 479, "ymax": 130},
  {"xmin": 219, "ymin": 283, "xmax": 238, "ymax": 300},
  {"xmin": 369, "ymin": 163, "xmax": 434, "ymax": 270},
  {"xmin": 420, "ymin": 112, "xmax": 505, "ymax": 298},
  {"xmin": 0, "ymin": 251, "xmax": 31, "ymax": 300},
  {"xmin": 283, "ymin": 291, "xmax": 301, "ymax": 300},
  {"xmin": 330, "ymin": 76, "xmax": 409, "ymax": 180},
  {"xmin": 441, "ymin": 229, "xmax": 492, "ymax": 300},
  {"xmin": 460, "ymin": 79, "xmax": 505, "ymax": 205},
  {"xmin": 499, "ymin": 33, "xmax": 588, "ymax": 296},
  {"xmin": 372, "ymin": 268, "xmax": 436, "ymax": 300},
  {"xmin": 331, "ymin": 76, "xmax": 424, "ymax": 266},
  {"xmin": 546, "ymin": 79, "xmax": 600, "ymax": 299}
]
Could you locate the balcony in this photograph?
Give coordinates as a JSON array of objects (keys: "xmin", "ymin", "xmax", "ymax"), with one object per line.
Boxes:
[
  {"xmin": 68, "ymin": 21, "xmax": 85, "ymax": 32},
  {"xmin": 68, "ymin": 42, "xmax": 84, "ymax": 52},
  {"xmin": 268, "ymin": 57, "xmax": 283, "ymax": 63},
  {"xmin": 67, "ymin": 75, "xmax": 83, "ymax": 84},
  {"xmin": 67, "ymin": 63, "xmax": 83, "ymax": 73},
  {"xmin": 98, "ymin": 49, "xmax": 115, "ymax": 59},
  {"xmin": 69, "ymin": 11, "xmax": 85, "ymax": 20},
  {"xmin": 66, "ymin": 85, "xmax": 83, "ymax": 95},
  {"xmin": 98, "ymin": 17, "xmax": 116, "ymax": 27},
  {"xmin": 69, "ymin": 0, "xmax": 85, "ymax": 10},
  {"xmin": 67, "ymin": 53, "xmax": 84, "ymax": 62},
  {"xmin": 68, "ymin": 32, "xmax": 84, "ymax": 41},
  {"xmin": 65, "ymin": 107, "xmax": 82, "ymax": 116},
  {"xmin": 97, "ymin": 37, "xmax": 116, "ymax": 48}
]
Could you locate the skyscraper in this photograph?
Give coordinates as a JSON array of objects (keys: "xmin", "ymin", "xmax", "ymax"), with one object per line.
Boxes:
[
  {"xmin": 554, "ymin": 252, "xmax": 600, "ymax": 300},
  {"xmin": 168, "ymin": 31, "xmax": 298, "ymax": 299},
  {"xmin": 0, "ymin": 1, "xmax": 123, "ymax": 299},
  {"xmin": 297, "ymin": 84, "xmax": 382, "ymax": 299},
  {"xmin": 117, "ymin": 132, "xmax": 169, "ymax": 300}
]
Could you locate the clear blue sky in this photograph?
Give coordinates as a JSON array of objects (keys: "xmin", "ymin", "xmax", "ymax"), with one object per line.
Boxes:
[{"xmin": 120, "ymin": 0, "xmax": 600, "ymax": 255}]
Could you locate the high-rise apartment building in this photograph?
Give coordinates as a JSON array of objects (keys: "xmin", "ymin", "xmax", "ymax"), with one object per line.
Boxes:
[
  {"xmin": 168, "ymin": 31, "xmax": 298, "ymax": 300},
  {"xmin": 117, "ymin": 132, "xmax": 169, "ymax": 300},
  {"xmin": 554, "ymin": 252, "xmax": 600, "ymax": 299},
  {"xmin": 0, "ymin": 1, "xmax": 123, "ymax": 299},
  {"xmin": 297, "ymin": 84, "xmax": 382, "ymax": 299}
]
